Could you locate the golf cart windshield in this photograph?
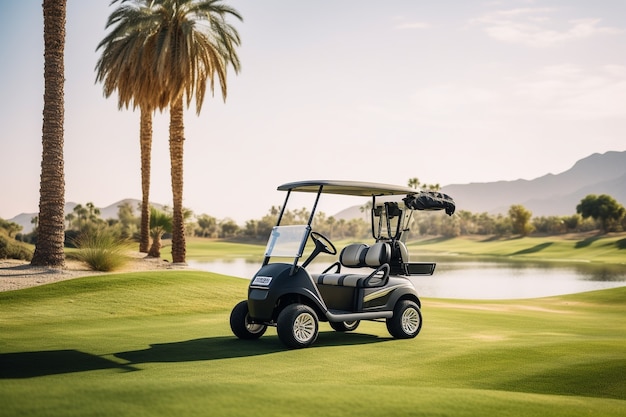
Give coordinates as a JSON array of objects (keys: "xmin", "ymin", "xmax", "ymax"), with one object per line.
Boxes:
[{"xmin": 264, "ymin": 225, "xmax": 311, "ymax": 258}]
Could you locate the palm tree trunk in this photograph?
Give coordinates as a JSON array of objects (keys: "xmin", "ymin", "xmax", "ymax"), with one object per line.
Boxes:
[
  {"xmin": 169, "ymin": 97, "xmax": 186, "ymax": 263},
  {"xmin": 139, "ymin": 107, "xmax": 152, "ymax": 253},
  {"xmin": 32, "ymin": 0, "xmax": 66, "ymax": 267}
]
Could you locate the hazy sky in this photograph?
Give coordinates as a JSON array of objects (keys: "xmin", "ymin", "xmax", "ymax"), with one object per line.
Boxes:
[{"xmin": 1, "ymin": 0, "xmax": 625, "ymax": 223}]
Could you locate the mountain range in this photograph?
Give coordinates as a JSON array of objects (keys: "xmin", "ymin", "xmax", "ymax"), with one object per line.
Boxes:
[
  {"xmin": 7, "ymin": 150, "xmax": 626, "ymax": 233},
  {"xmin": 334, "ymin": 150, "xmax": 626, "ymax": 220}
]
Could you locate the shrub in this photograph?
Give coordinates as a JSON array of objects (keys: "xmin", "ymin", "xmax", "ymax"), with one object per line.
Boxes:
[
  {"xmin": 71, "ymin": 229, "xmax": 131, "ymax": 272},
  {"xmin": 0, "ymin": 230, "xmax": 33, "ymax": 261},
  {"xmin": 148, "ymin": 207, "xmax": 172, "ymax": 258},
  {"xmin": 64, "ymin": 230, "xmax": 81, "ymax": 248}
]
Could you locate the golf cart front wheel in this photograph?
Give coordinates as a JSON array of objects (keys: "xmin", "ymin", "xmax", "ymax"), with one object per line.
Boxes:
[
  {"xmin": 230, "ymin": 300, "xmax": 267, "ymax": 340},
  {"xmin": 330, "ymin": 320, "xmax": 360, "ymax": 332},
  {"xmin": 277, "ymin": 304, "xmax": 319, "ymax": 349},
  {"xmin": 386, "ymin": 300, "xmax": 422, "ymax": 339}
]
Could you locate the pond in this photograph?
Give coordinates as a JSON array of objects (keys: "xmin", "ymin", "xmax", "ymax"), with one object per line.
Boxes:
[{"xmin": 187, "ymin": 256, "xmax": 626, "ymax": 300}]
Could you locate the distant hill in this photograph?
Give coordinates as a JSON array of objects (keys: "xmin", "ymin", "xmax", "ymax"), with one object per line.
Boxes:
[
  {"xmin": 335, "ymin": 150, "xmax": 626, "ymax": 220},
  {"xmin": 440, "ymin": 150, "xmax": 626, "ymax": 217}
]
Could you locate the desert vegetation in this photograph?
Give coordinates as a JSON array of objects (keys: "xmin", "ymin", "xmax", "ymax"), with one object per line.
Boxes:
[{"xmin": 69, "ymin": 228, "xmax": 131, "ymax": 272}]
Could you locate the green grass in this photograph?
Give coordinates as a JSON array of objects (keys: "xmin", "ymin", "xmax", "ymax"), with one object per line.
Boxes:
[
  {"xmin": 1, "ymin": 271, "xmax": 625, "ymax": 416},
  {"xmin": 406, "ymin": 233, "xmax": 626, "ymax": 265},
  {"xmin": 175, "ymin": 237, "xmax": 266, "ymax": 261}
]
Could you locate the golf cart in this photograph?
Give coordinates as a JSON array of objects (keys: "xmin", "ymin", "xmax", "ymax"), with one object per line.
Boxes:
[{"xmin": 230, "ymin": 180, "xmax": 455, "ymax": 348}]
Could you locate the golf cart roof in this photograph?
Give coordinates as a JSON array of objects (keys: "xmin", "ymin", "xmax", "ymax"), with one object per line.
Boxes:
[{"xmin": 277, "ymin": 180, "xmax": 416, "ymax": 197}]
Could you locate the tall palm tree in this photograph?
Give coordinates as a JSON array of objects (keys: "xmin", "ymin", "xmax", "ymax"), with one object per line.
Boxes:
[
  {"xmin": 95, "ymin": 1, "xmax": 167, "ymax": 253},
  {"xmin": 32, "ymin": 0, "xmax": 67, "ymax": 267}
]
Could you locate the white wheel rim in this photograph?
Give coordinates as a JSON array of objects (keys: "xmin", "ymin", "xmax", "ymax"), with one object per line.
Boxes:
[
  {"xmin": 401, "ymin": 307, "xmax": 420, "ymax": 334},
  {"xmin": 246, "ymin": 315, "xmax": 265, "ymax": 334},
  {"xmin": 246, "ymin": 322, "xmax": 265, "ymax": 334},
  {"xmin": 293, "ymin": 312, "xmax": 316, "ymax": 342}
]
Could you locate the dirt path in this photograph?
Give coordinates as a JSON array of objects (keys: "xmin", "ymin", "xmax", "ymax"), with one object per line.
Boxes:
[{"xmin": 0, "ymin": 253, "xmax": 177, "ymax": 292}]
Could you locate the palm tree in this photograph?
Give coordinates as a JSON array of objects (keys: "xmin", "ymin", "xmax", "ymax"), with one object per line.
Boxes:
[
  {"xmin": 166, "ymin": 0, "xmax": 242, "ymax": 263},
  {"xmin": 408, "ymin": 178, "xmax": 421, "ymax": 190},
  {"xmin": 95, "ymin": 1, "xmax": 166, "ymax": 253},
  {"xmin": 148, "ymin": 207, "xmax": 172, "ymax": 258},
  {"xmin": 32, "ymin": 0, "xmax": 67, "ymax": 267}
]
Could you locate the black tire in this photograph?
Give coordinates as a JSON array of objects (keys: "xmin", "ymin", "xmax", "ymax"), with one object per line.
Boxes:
[
  {"xmin": 386, "ymin": 300, "xmax": 422, "ymax": 339},
  {"xmin": 277, "ymin": 304, "xmax": 319, "ymax": 349},
  {"xmin": 230, "ymin": 300, "xmax": 267, "ymax": 340},
  {"xmin": 329, "ymin": 320, "xmax": 360, "ymax": 332}
]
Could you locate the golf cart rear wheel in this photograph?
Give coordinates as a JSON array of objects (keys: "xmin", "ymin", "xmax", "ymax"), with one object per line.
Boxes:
[
  {"xmin": 330, "ymin": 320, "xmax": 360, "ymax": 332},
  {"xmin": 277, "ymin": 304, "xmax": 319, "ymax": 349},
  {"xmin": 230, "ymin": 300, "xmax": 267, "ymax": 340},
  {"xmin": 386, "ymin": 300, "xmax": 422, "ymax": 339}
]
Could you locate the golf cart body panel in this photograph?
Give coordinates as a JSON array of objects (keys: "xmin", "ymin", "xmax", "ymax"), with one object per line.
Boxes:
[
  {"xmin": 247, "ymin": 263, "xmax": 326, "ymax": 321},
  {"xmin": 230, "ymin": 180, "xmax": 455, "ymax": 348}
]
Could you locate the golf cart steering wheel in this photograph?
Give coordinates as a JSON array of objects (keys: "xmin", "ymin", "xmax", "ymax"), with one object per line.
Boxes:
[{"xmin": 310, "ymin": 231, "xmax": 337, "ymax": 255}]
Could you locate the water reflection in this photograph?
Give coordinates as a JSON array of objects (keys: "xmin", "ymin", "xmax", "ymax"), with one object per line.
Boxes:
[{"xmin": 186, "ymin": 257, "xmax": 626, "ymax": 300}]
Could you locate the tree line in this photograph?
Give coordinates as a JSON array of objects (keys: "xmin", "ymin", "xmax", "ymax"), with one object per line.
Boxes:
[{"xmin": 235, "ymin": 192, "xmax": 625, "ymax": 240}]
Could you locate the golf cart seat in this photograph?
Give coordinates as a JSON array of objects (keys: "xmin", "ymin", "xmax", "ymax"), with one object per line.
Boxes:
[{"xmin": 316, "ymin": 242, "xmax": 391, "ymax": 288}]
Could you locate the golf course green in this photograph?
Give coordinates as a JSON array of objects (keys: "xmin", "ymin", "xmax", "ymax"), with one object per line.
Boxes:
[{"xmin": 1, "ymin": 270, "xmax": 624, "ymax": 416}]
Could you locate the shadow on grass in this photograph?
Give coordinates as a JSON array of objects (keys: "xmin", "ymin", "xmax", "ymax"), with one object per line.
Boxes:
[
  {"xmin": 481, "ymin": 236, "xmax": 505, "ymax": 242},
  {"xmin": 616, "ymin": 238, "xmax": 626, "ymax": 250},
  {"xmin": 0, "ymin": 349, "xmax": 135, "ymax": 379},
  {"xmin": 575, "ymin": 235, "xmax": 602, "ymax": 248},
  {"xmin": 116, "ymin": 332, "xmax": 389, "ymax": 365},
  {"xmin": 511, "ymin": 242, "xmax": 553, "ymax": 255},
  {"xmin": 0, "ymin": 333, "xmax": 388, "ymax": 378}
]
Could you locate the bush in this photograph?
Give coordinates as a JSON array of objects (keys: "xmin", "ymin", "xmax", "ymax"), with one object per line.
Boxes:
[
  {"xmin": 71, "ymin": 229, "xmax": 131, "ymax": 272},
  {"xmin": 64, "ymin": 230, "xmax": 81, "ymax": 248},
  {"xmin": 0, "ymin": 230, "xmax": 33, "ymax": 261}
]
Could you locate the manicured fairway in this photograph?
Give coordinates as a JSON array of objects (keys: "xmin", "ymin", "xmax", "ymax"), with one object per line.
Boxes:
[
  {"xmin": 407, "ymin": 233, "xmax": 626, "ymax": 264},
  {"xmin": 1, "ymin": 271, "xmax": 624, "ymax": 417}
]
